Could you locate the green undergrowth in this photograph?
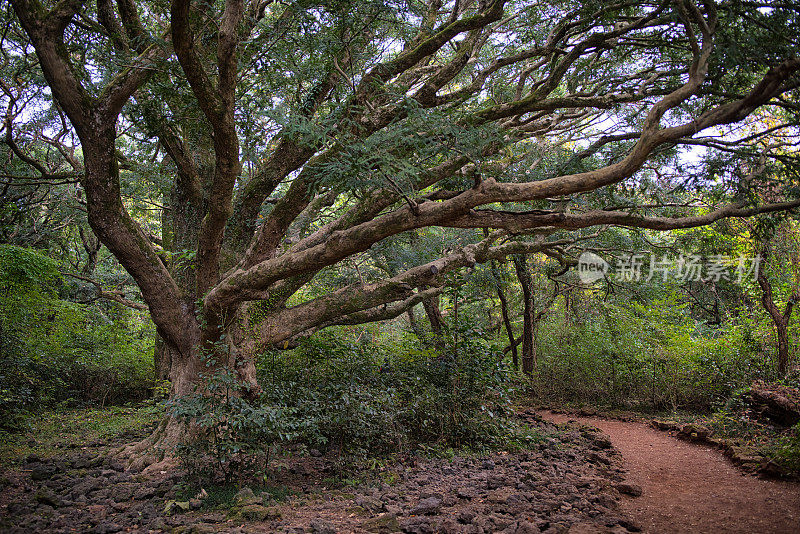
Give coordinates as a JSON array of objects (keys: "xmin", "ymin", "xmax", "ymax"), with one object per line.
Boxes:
[
  {"xmin": 530, "ymin": 299, "xmax": 781, "ymax": 412},
  {"xmin": 0, "ymin": 402, "xmax": 161, "ymax": 466},
  {"xmin": 169, "ymin": 323, "xmax": 527, "ymax": 488},
  {"xmin": 707, "ymin": 391, "xmax": 800, "ymax": 475},
  {"xmin": 175, "ymin": 482, "xmax": 297, "ymax": 511}
]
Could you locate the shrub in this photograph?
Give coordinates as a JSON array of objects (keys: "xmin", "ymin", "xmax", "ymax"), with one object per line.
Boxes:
[
  {"xmin": 531, "ymin": 298, "xmax": 775, "ymax": 411},
  {"xmin": 0, "ymin": 245, "xmax": 154, "ymax": 428},
  {"xmin": 774, "ymin": 423, "xmax": 800, "ymax": 472},
  {"xmin": 259, "ymin": 323, "xmax": 514, "ymax": 460},
  {"xmin": 167, "ymin": 353, "xmax": 299, "ymax": 486}
]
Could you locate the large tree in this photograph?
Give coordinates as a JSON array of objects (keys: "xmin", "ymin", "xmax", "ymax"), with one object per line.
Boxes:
[{"xmin": 4, "ymin": 0, "xmax": 800, "ymax": 460}]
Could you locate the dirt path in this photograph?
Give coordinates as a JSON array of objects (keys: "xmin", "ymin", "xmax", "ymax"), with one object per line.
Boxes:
[{"xmin": 542, "ymin": 411, "xmax": 800, "ymax": 534}]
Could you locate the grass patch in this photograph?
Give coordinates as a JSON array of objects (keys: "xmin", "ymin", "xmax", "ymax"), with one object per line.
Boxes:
[
  {"xmin": 0, "ymin": 403, "xmax": 161, "ymax": 466},
  {"xmin": 176, "ymin": 482, "xmax": 297, "ymax": 511}
]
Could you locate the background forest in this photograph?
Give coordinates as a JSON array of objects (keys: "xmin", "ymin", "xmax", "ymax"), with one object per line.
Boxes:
[{"xmin": 2, "ymin": 199, "xmax": 799, "ymax": 477}]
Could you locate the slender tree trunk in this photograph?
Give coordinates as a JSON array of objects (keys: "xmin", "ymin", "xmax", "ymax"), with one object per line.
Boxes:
[
  {"xmin": 79, "ymin": 227, "xmax": 102, "ymax": 275},
  {"xmin": 423, "ymin": 296, "xmax": 445, "ymax": 338},
  {"xmin": 406, "ymin": 306, "xmax": 427, "ymax": 342},
  {"xmin": 492, "ymin": 261, "xmax": 518, "ymax": 370},
  {"xmin": 513, "ymin": 255, "xmax": 535, "ymax": 375},
  {"xmin": 777, "ymin": 326, "xmax": 790, "ymax": 376},
  {"xmin": 757, "ymin": 244, "xmax": 796, "ymax": 376}
]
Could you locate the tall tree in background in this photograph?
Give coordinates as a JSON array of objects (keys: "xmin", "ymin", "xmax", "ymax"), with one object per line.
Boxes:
[
  {"xmin": 513, "ymin": 255, "xmax": 536, "ymax": 374},
  {"xmin": 4, "ymin": 0, "xmax": 800, "ymax": 458},
  {"xmin": 755, "ymin": 221, "xmax": 800, "ymax": 375}
]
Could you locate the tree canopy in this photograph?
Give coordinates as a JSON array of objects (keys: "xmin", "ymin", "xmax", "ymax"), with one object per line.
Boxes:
[{"xmin": 3, "ymin": 0, "xmax": 800, "ymax": 404}]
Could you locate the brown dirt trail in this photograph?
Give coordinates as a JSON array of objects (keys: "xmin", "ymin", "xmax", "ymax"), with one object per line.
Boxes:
[{"xmin": 542, "ymin": 411, "xmax": 800, "ymax": 534}]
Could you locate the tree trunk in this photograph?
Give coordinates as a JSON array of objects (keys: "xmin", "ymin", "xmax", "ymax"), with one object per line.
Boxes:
[
  {"xmin": 776, "ymin": 322, "xmax": 790, "ymax": 377},
  {"xmin": 513, "ymin": 255, "xmax": 535, "ymax": 375},
  {"xmin": 422, "ymin": 296, "xmax": 445, "ymax": 338},
  {"xmin": 406, "ymin": 306, "xmax": 427, "ymax": 342},
  {"xmin": 154, "ymin": 336, "xmax": 171, "ymax": 381},
  {"xmin": 757, "ymin": 244, "xmax": 795, "ymax": 376},
  {"xmin": 492, "ymin": 261, "xmax": 518, "ymax": 370}
]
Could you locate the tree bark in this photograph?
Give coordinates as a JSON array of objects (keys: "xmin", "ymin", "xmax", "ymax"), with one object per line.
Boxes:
[
  {"xmin": 757, "ymin": 244, "xmax": 796, "ymax": 376},
  {"xmin": 423, "ymin": 296, "xmax": 445, "ymax": 338},
  {"xmin": 492, "ymin": 261, "xmax": 518, "ymax": 370},
  {"xmin": 154, "ymin": 336, "xmax": 171, "ymax": 381},
  {"xmin": 513, "ymin": 254, "xmax": 535, "ymax": 375}
]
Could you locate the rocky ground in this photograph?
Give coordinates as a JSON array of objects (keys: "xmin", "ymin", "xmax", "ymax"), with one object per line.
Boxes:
[{"xmin": 0, "ymin": 411, "xmax": 642, "ymax": 533}]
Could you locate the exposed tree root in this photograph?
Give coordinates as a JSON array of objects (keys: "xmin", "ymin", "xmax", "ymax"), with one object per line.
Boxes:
[{"xmin": 115, "ymin": 418, "xmax": 184, "ymax": 473}]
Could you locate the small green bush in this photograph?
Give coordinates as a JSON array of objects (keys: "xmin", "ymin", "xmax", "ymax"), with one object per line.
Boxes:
[
  {"xmin": 167, "ymin": 353, "xmax": 299, "ymax": 486},
  {"xmin": 774, "ymin": 423, "xmax": 800, "ymax": 472}
]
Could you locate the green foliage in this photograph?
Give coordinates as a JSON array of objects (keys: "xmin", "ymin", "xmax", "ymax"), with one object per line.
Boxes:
[
  {"xmin": 532, "ymin": 296, "xmax": 776, "ymax": 411},
  {"xmin": 167, "ymin": 352, "xmax": 299, "ymax": 486},
  {"xmin": 260, "ymin": 324, "xmax": 515, "ymax": 460},
  {"xmin": 0, "ymin": 244, "xmax": 61, "ymax": 289},
  {"xmin": 700, "ymin": 382, "xmax": 800, "ymax": 477},
  {"xmin": 0, "ymin": 245, "xmax": 154, "ymax": 429},
  {"xmin": 774, "ymin": 423, "xmax": 800, "ymax": 472}
]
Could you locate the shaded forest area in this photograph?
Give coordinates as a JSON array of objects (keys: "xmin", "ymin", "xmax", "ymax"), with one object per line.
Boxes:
[{"xmin": 2, "ymin": 0, "xmax": 800, "ymax": 532}]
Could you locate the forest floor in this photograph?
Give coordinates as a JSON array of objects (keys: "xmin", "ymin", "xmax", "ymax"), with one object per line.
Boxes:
[
  {"xmin": 541, "ymin": 411, "xmax": 800, "ymax": 534},
  {"xmin": 0, "ymin": 408, "xmax": 641, "ymax": 533},
  {"xmin": 3, "ymin": 406, "xmax": 800, "ymax": 533}
]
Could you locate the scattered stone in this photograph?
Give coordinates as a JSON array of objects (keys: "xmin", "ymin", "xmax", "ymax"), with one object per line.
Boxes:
[
  {"xmin": 234, "ymin": 486, "xmax": 261, "ymax": 506},
  {"xmin": 163, "ymin": 500, "xmax": 190, "ymax": 515},
  {"xmin": 309, "ymin": 518, "xmax": 337, "ymax": 533},
  {"xmin": 679, "ymin": 424, "xmax": 710, "ymax": 441},
  {"xmin": 92, "ymin": 522, "xmax": 123, "ymax": 534},
  {"xmin": 456, "ymin": 486, "xmax": 475, "ymax": 499},
  {"xmin": 239, "ymin": 504, "xmax": 281, "ymax": 521},
  {"xmin": 362, "ymin": 513, "xmax": 402, "ymax": 533},
  {"xmin": 400, "ymin": 516, "xmax": 434, "ymax": 534},
  {"xmin": 457, "ymin": 510, "xmax": 476, "ymax": 524},
  {"xmin": 617, "ymin": 517, "xmax": 643, "ymax": 532},
  {"xmin": 133, "ymin": 485, "xmax": 157, "ymax": 500},
  {"xmin": 355, "ymin": 494, "xmax": 384, "ymax": 512},
  {"xmin": 586, "ymin": 452, "xmax": 611, "ymax": 466},
  {"xmin": 30, "ymin": 464, "xmax": 56, "ymax": 481},
  {"xmin": 35, "ymin": 487, "xmax": 61, "ymax": 507},
  {"xmin": 592, "ymin": 436, "xmax": 613, "ymax": 449},
  {"xmin": 176, "ymin": 524, "xmax": 219, "ymax": 534},
  {"xmin": 615, "ymin": 483, "xmax": 643, "ymax": 497},
  {"xmin": 410, "ymin": 496, "xmax": 442, "ymax": 516},
  {"xmin": 516, "ymin": 519, "xmax": 542, "ymax": 533}
]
